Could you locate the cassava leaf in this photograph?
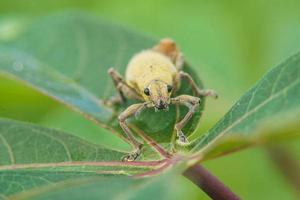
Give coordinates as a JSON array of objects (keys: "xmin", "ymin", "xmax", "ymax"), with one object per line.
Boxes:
[
  {"xmin": 0, "ymin": 11, "xmax": 204, "ymax": 148},
  {"xmin": 190, "ymin": 52, "xmax": 300, "ymax": 159},
  {"xmin": 0, "ymin": 118, "xmax": 166, "ymax": 197}
]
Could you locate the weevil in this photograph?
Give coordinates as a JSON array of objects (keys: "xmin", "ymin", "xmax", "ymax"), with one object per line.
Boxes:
[{"xmin": 107, "ymin": 38, "xmax": 217, "ymax": 161}]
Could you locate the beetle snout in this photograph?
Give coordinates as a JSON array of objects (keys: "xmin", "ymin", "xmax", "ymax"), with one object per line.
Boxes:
[{"xmin": 156, "ymin": 99, "xmax": 168, "ymax": 110}]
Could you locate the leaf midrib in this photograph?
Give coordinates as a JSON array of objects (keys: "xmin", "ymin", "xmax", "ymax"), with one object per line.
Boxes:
[{"xmin": 0, "ymin": 160, "xmax": 165, "ymax": 171}]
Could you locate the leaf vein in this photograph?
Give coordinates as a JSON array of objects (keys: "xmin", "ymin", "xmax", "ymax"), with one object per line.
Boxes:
[
  {"xmin": 0, "ymin": 133, "xmax": 15, "ymax": 165},
  {"xmin": 30, "ymin": 128, "xmax": 73, "ymax": 162}
]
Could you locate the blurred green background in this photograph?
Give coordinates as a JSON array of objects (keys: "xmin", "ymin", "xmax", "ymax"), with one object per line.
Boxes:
[{"xmin": 0, "ymin": 0, "xmax": 300, "ymax": 199}]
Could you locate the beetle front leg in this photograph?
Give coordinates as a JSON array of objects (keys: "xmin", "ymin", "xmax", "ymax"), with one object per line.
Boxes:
[
  {"xmin": 171, "ymin": 95, "xmax": 201, "ymax": 144},
  {"xmin": 118, "ymin": 102, "xmax": 152, "ymax": 161},
  {"xmin": 106, "ymin": 68, "xmax": 142, "ymax": 106},
  {"xmin": 176, "ymin": 71, "xmax": 218, "ymax": 99}
]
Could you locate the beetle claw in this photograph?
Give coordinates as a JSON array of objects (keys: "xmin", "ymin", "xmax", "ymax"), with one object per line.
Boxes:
[
  {"xmin": 176, "ymin": 131, "xmax": 190, "ymax": 145},
  {"xmin": 121, "ymin": 148, "xmax": 141, "ymax": 162}
]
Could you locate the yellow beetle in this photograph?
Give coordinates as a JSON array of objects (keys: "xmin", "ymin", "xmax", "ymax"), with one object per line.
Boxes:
[{"xmin": 107, "ymin": 38, "xmax": 217, "ymax": 161}]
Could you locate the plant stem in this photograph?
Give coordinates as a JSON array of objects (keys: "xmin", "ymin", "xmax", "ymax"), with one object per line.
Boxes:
[{"xmin": 183, "ymin": 164, "xmax": 240, "ymax": 200}]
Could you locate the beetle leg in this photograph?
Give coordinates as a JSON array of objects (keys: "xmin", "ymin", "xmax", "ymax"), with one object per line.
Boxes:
[
  {"xmin": 171, "ymin": 95, "xmax": 201, "ymax": 144},
  {"xmin": 171, "ymin": 72, "xmax": 181, "ymax": 96},
  {"xmin": 152, "ymin": 38, "xmax": 184, "ymax": 70},
  {"xmin": 118, "ymin": 102, "xmax": 152, "ymax": 161},
  {"xmin": 178, "ymin": 71, "xmax": 218, "ymax": 99},
  {"xmin": 107, "ymin": 68, "xmax": 142, "ymax": 105}
]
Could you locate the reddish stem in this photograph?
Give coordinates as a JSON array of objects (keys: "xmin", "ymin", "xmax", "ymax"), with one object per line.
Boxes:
[{"xmin": 183, "ymin": 164, "xmax": 240, "ymax": 200}]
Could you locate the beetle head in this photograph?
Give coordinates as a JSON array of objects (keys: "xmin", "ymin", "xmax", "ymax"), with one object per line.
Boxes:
[{"xmin": 143, "ymin": 80, "xmax": 173, "ymax": 111}]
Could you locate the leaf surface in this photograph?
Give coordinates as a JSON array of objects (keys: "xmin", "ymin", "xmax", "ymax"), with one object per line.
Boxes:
[
  {"xmin": 8, "ymin": 171, "xmax": 182, "ymax": 200},
  {"xmin": 0, "ymin": 118, "xmax": 165, "ymax": 197},
  {"xmin": 190, "ymin": 52, "xmax": 300, "ymax": 159}
]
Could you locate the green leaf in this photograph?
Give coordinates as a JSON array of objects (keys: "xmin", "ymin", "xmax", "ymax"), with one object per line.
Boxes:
[
  {"xmin": 0, "ymin": 11, "xmax": 204, "ymax": 148},
  {"xmin": 190, "ymin": 52, "xmax": 300, "ymax": 159},
  {"xmin": 0, "ymin": 118, "xmax": 165, "ymax": 197},
  {"xmin": 0, "ymin": 12, "xmax": 205, "ymax": 198},
  {"xmin": 8, "ymin": 170, "xmax": 181, "ymax": 200}
]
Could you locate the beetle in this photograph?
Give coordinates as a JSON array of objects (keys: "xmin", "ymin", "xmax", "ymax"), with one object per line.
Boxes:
[{"xmin": 107, "ymin": 38, "xmax": 217, "ymax": 161}]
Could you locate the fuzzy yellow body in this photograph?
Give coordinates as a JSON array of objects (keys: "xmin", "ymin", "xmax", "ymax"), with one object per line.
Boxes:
[
  {"xmin": 107, "ymin": 38, "xmax": 217, "ymax": 161},
  {"xmin": 125, "ymin": 50, "xmax": 177, "ymax": 100}
]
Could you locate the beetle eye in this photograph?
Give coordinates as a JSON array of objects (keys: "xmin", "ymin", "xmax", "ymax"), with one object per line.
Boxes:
[
  {"xmin": 144, "ymin": 88, "xmax": 150, "ymax": 96},
  {"xmin": 167, "ymin": 85, "xmax": 173, "ymax": 93}
]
